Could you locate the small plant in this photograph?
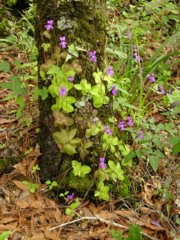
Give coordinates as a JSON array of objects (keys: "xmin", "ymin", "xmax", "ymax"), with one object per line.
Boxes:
[
  {"xmin": 22, "ymin": 181, "xmax": 39, "ymax": 193},
  {"xmin": 31, "ymin": 165, "xmax": 40, "ymax": 174},
  {"xmin": 45, "ymin": 180, "xmax": 58, "ymax": 190},
  {"xmin": 109, "ymin": 222, "xmax": 143, "ymax": 240},
  {"xmin": 72, "ymin": 160, "xmax": 91, "ymax": 177},
  {"xmin": 0, "ymin": 229, "xmax": 12, "ymax": 240},
  {"xmin": 66, "ymin": 198, "xmax": 80, "ymax": 216}
]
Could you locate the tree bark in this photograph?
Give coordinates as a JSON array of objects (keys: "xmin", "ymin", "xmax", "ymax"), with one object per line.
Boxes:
[{"xmin": 35, "ymin": 0, "xmax": 107, "ymax": 181}]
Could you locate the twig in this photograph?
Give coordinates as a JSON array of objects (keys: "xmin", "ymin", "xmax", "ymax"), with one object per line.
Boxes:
[{"xmin": 48, "ymin": 215, "xmax": 155, "ymax": 240}]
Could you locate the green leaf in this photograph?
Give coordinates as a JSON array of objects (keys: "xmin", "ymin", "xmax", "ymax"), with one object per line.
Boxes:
[
  {"xmin": 42, "ymin": 86, "xmax": 48, "ymax": 100},
  {"xmin": 93, "ymin": 95, "xmax": 103, "ymax": 108},
  {"xmin": 0, "ymin": 229, "xmax": 12, "ymax": 240},
  {"xmin": 154, "ymin": 150, "xmax": 165, "ymax": 158},
  {"xmin": 0, "ymin": 60, "xmax": 10, "ymax": 74},
  {"xmin": 139, "ymin": 135, "xmax": 152, "ymax": 144},
  {"xmin": 172, "ymin": 142, "xmax": 180, "ymax": 156},
  {"xmin": 152, "ymin": 138, "xmax": 162, "ymax": 150},
  {"xmin": 81, "ymin": 166, "xmax": 91, "ymax": 175},
  {"xmin": 108, "ymin": 161, "xmax": 116, "ymax": 170},
  {"xmin": 16, "ymin": 108, "xmax": 22, "ymax": 118},
  {"xmin": 111, "ymin": 137, "xmax": 118, "ymax": 145},
  {"xmin": 84, "ymin": 141, "xmax": 93, "ymax": 149},
  {"xmin": 66, "ymin": 208, "xmax": 71, "ymax": 215},
  {"xmin": 94, "ymin": 190, "xmax": 100, "ymax": 197},
  {"xmin": 69, "ymin": 129, "xmax": 77, "ymax": 141},
  {"xmin": 62, "ymin": 144, "xmax": 77, "ymax": 155},
  {"xmin": 149, "ymin": 155, "xmax": 159, "ymax": 172},
  {"xmin": 52, "ymin": 131, "xmax": 68, "ymax": 145},
  {"xmin": 142, "ymin": 148, "xmax": 153, "ymax": 154},
  {"xmin": 135, "ymin": 149, "xmax": 142, "ymax": 159},
  {"xmin": 0, "ymin": 82, "xmax": 13, "ymax": 89},
  {"xmin": 74, "ymin": 84, "xmax": 83, "ymax": 90},
  {"xmin": 169, "ymin": 135, "xmax": 180, "ymax": 145},
  {"xmin": 165, "ymin": 123, "xmax": 175, "ymax": 137},
  {"xmin": 124, "ymin": 151, "xmax": 135, "ymax": 163},
  {"xmin": 16, "ymin": 96, "xmax": 24, "ymax": 107}
]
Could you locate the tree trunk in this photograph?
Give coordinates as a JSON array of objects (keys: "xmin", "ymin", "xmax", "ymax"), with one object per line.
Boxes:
[{"xmin": 35, "ymin": 0, "xmax": 108, "ymax": 185}]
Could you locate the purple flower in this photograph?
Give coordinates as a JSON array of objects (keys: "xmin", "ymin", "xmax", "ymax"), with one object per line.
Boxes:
[
  {"xmin": 45, "ymin": 20, "xmax": 53, "ymax": 30},
  {"xmin": 104, "ymin": 125, "xmax": 112, "ymax": 135},
  {"xmin": 67, "ymin": 193, "xmax": 74, "ymax": 200},
  {"xmin": 159, "ymin": 85, "xmax": 163, "ymax": 89},
  {"xmin": 104, "ymin": 125, "xmax": 109, "ymax": 130},
  {"xmin": 100, "ymin": 158, "xmax": 105, "ymax": 162},
  {"xmin": 47, "ymin": 20, "xmax": 53, "ymax": 25},
  {"xmin": 128, "ymin": 116, "xmax": 134, "ymax": 126},
  {"xmin": 68, "ymin": 51, "xmax": 72, "ymax": 55},
  {"xmin": 154, "ymin": 117, "xmax": 156, "ymax": 120},
  {"xmin": 142, "ymin": 82, "xmax": 144, "ymax": 88},
  {"xmin": 138, "ymin": 130, "xmax": 143, "ymax": 134},
  {"xmin": 133, "ymin": 46, "xmax": 140, "ymax": 62},
  {"xmin": 112, "ymin": 86, "xmax": 117, "ymax": 96},
  {"xmin": 141, "ymin": 66, "xmax": 144, "ymax": 74},
  {"xmin": 137, "ymin": 135, "xmax": 145, "ymax": 140},
  {"xmin": 59, "ymin": 36, "xmax": 67, "ymax": 48},
  {"xmin": 107, "ymin": 67, "xmax": 114, "ymax": 77},
  {"xmin": 93, "ymin": 120, "xmax": 96, "ymax": 124},
  {"xmin": 99, "ymin": 158, "xmax": 106, "ymax": 169},
  {"xmin": 152, "ymin": 221, "xmax": 161, "ymax": 227},
  {"xmin": 129, "ymin": 31, "xmax": 132, "ymax": 39},
  {"xmin": 45, "ymin": 24, "xmax": 53, "ymax": 30},
  {"xmin": 99, "ymin": 161, "xmax": 106, "ymax": 169},
  {"xmin": 59, "ymin": 86, "xmax": 67, "ymax": 97},
  {"xmin": 147, "ymin": 73, "xmax": 156, "ymax": 83},
  {"xmin": 90, "ymin": 51, "xmax": 97, "ymax": 62},
  {"xmin": 168, "ymin": 89, "xmax": 171, "ymax": 95},
  {"xmin": 106, "ymin": 129, "xmax": 112, "ymax": 135},
  {"xmin": 68, "ymin": 75, "xmax": 74, "ymax": 82},
  {"xmin": 118, "ymin": 121, "xmax": 126, "ymax": 130},
  {"xmin": 161, "ymin": 89, "xmax": 166, "ymax": 94},
  {"xmin": 8, "ymin": 12, "xmax": 11, "ymax": 16}
]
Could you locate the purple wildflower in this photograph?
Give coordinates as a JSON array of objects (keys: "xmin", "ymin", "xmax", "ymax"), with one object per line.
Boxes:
[
  {"xmin": 100, "ymin": 162, "xmax": 106, "ymax": 169},
  {"xmin": 59, "ymin": 36, "xmax": 67, "ymax": 48},
  {"xmin": 147, "ymin": 73, "xmax": 156, "ymax": 83},
  {"xmin": 45, "ymin": 20, "xmax": 53, "ymax": 30},
  {"xmin": 68, "ymin": 75, "xmax": 74, "ymax": 82},
  {"xmin": 118, "ymin": 121, "xmax": 126, "ymax": 131},
  {"xmin": 107, "ymin": 67, "xmax": 114, "ymax": 77},
  {"xmin": 154, "ymin": 117, "xmax": 156, "ymax": 120},
  {"xmin": 99, "ymin": 158, "xmax": 106, "ymax": 169},
  {"xmin": 129, "ymin": 31, "xmax": 132, "ymax": 39},
  {"xmin": 67, "ymin": 192, "xmax": 74, "ymax": 200},
  {"xmin": 112, "ymin": 86, "xmax": 117, "ymax": 96},
  {"xmin": 137, "ymin": 135, "xmax": 145, "ymax": 140},
  {"xmin": 93, "ymin": 120, "xmax": 96, "ymax": 124},
  {"xmin": 133, "ymin": 46, "xmax": 140, "ymax": 62},
  {"xmin": 152, "ymin": 221, "xmax": 161, "ymax": 227},
  {"xmin": 168, "ymin": 89, "xmax": 171, "ymax": 95},
  {"xmin": 59, "ymin": 86, "xmax": 67, "ymax": 97},
  {"xmin": 106, "ymin": 129, "xmax": 112, "ymax": 135},
  {"xmin": 138, "ymin": 130, "xmax": 143, "ymax": 134},
  {"xmin": 104, "ymin": 125, "xmax": 109, "ymax": 130},
  {"xmin": 47, "ymin": 20, "xmax": 53, "ymax": 25},
  {"xmin": 90, "ymin": 51, "xmax": 97, "ymax": 62},
  {"xmin": 8, "ymin": 12, "xmax": 11, "ymax": 16},
  {"xmin": 142, "ymin": 82, "xmax": 144, "ymax": 87},
  {"xmin": 128, "ymin": 116, "xmax": 134, "ymax": 126}
]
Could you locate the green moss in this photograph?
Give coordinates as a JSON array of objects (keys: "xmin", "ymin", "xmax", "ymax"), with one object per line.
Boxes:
[
  {"xmin": 60, "ymin": 171, "xmax": 93, "ymax": 194},
  {"xmin": 108, "ymin": 175, "xmax": 131, "ymax": 198},
  {"xmin": 0, "ymin": 158, "xmax": 19, "ymax": 171}
]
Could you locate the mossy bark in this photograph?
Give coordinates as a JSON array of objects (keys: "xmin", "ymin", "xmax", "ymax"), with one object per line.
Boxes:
[{"xmin": 35, "ymin": 0, "xmax": 109, "ymax": 183}]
